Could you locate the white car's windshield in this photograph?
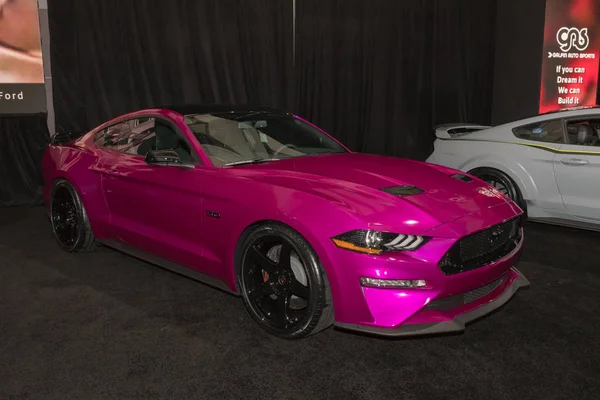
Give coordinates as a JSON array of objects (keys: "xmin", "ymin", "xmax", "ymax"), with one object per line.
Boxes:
[{"xmin": 184, "ymin": 112, "xmax": 347, "ymax": 166}]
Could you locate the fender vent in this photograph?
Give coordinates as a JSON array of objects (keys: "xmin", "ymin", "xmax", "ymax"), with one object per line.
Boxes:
[
  {"xmin": 380, "ymin": 185, "xmax": 425, "ymax": 197},
  {"xmin": 451, "ymin": 173, "xmax": 473, "ymax": 182}
]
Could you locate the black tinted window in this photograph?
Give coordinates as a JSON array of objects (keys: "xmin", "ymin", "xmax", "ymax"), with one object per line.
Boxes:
[
  {"xmin": 512, "ymin": 120, "xmax": 565, "ymax": 143},
  {"xmin": 94, "ymin": 118, "xmax": 195, "ymax": 162},
  {"xmin": 565, "ymin": 118, "xmax": 600, "ymax": 146},
  {"xmin": 121, "ymin": 118, "xmax": 195, "ymax": 162},
  {"xmin": 121, "ymin": 118, "xmax": 158, "ymax": 156}
]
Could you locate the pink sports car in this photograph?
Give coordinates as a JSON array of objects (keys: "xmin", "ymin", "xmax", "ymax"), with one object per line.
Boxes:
[{"xmin": 42, "ymin": 105, "xmax": 530, "ymax": 339}]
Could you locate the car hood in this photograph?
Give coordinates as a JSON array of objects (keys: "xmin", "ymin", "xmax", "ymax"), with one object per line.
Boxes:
[{"xmin": 233, "ymin": 153, "xmax": 512, "ymax": 233}]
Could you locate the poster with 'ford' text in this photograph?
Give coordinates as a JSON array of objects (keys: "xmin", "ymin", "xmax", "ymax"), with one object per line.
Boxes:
[
  {"xmin": 0, "ymin": 0, "xmax": 46, "ymax": 114},
  {"xmin": 539, "ymin": 0, "xmax": 600, "ymax": 114}
]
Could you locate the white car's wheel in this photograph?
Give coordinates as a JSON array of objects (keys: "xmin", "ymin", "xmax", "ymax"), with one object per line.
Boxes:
[{"xmin": 469, "ymin": 167, "xmax": 527, "ymax": 214}]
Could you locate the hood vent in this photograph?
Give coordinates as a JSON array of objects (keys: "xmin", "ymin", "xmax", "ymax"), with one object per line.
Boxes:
[
  {"xmin": 380, "ymin": 185, "xmax": 425, "ymax": 197},
  {"xmin": 451, "ymin": 173, "xmax": 473, "ymax": 182}
]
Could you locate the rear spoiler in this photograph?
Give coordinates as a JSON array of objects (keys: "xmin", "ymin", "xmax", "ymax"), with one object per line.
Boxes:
[
  {"xmin": 434, "ymin": 123, "xmax": 491, "ymax": 139},
  {"xmin": 51, "ymin": 131, "xmax": 88, "ymax": 145}
]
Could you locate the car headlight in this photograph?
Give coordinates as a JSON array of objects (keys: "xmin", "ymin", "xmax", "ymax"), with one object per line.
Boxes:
[{"xmin": 331, "ymin": 230, "xmax": 430, "ymax": 255}]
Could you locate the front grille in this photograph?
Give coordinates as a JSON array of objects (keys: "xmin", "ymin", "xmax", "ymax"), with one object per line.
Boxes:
[
  {"xmin": 425, "ymin": 274, "xmax": 505, "ymax": 311},
  {"xmin": 439, "ymin": 217, "xmax": 522, "ymax": 275}
]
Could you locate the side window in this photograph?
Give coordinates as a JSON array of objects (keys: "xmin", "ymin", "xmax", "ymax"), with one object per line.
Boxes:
[
  {"xmin": 122, "ymin": 118, "xmax": 158, "ymax": 156},
  {"xmin": 94, "ymin": 129, "xmax": 106, "ymax": 146},
  {"xmin": 102, "ymin": 122, "xmax": 133, "ymax": 152},
  {"xmin": 122, "ymin": 118, "xmax": 195, "ymax": 162},
  {"xmin": 512, "ymin": 119, "xmax": 565, "ymax": 144},
  {"xmin": 565, "ymin": 118, "xmax": 600, "ymax": 146}
]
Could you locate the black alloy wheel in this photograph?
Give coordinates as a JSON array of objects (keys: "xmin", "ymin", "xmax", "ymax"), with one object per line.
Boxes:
[
  {"xmin": 50, "ymin": 179, "xmax": 96, "ymax": 252},
  {"xmin": 237, "ymin": 223, "xmax": 334, "ymax": 339},
  {"xmin": 469, "ymin": 167, "xmax": 527, "ymax": 213}
]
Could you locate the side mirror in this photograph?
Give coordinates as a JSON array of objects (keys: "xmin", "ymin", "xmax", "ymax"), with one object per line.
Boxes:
[
  {"xmin": 145, "ymin": 150, "xmax": 193, "ymax": 169},
  {"xmin": 146, "ymin": 149, "xmax": 181, "ymax": 164}
]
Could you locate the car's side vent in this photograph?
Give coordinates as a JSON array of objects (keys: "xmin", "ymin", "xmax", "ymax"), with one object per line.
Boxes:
[
  {"xmin": 380, "ymin": 185, "xmax": 425, "ymax": 197},
  {"xmin": 451, "ymin": 173, "xmax": 473, "ymax": 182}
]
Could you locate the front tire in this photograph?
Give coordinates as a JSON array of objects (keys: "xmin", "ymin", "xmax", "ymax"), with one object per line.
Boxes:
[
  {"xmin": 236, "ymin": 223, "xmax": 334, "ymax": 339},
  {"xmin": 468, "ymin": 167, "xmax": 527, "ymax": 213},
  {"xmin": 49, "ymin": 179, "xmax": 97, "ymax": 252}
]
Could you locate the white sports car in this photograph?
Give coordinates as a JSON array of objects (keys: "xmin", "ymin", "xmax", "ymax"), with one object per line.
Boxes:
[{"xmin": 426, "ymin": 106, "xmax": 600, "ymax": 232}]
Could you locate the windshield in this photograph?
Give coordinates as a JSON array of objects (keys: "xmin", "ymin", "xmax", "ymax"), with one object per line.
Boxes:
[{"xmin": 184, "ymin": 112, "xmax": 347, "ymax": 166}]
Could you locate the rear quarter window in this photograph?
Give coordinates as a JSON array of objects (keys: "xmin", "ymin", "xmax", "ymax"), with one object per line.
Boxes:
[{"xmin": 512, "ymin": 119, "xmax": 565, "ymax": 143}]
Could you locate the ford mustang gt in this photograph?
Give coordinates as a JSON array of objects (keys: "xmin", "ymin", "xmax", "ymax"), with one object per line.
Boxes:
[
  {"xmin": 42, "ymin": 105, "xmax": 529, "ymax": 339},
  {"xmin": 427, "ymin": 106, "xmax": 600, "ymax": 232}
]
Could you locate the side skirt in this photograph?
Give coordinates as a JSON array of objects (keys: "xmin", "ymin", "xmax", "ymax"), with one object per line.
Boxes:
[
  {"xmin": 98, "ymin": 239, "xmax": 239, "ymax": 296},
  {"xmin": 527, "ymin": 217, "xmax": 600, "ymax": 233}
]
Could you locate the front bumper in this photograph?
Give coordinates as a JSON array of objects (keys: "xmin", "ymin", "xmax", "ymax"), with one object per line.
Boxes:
[
  {"xmin": 324, "ymin": 201, "xmax": 528, "ymax": 337},
  {"xmin": 335, "ymin": 266, "xmax": 530, "ymax": 337}
]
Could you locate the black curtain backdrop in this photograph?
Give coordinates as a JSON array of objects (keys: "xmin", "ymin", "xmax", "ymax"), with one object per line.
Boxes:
[
  {"xmin": 295, "ymin": 0, "xmax": 497, "ymax": 160},
  {"xmin": 491, "ymin": 0, "xmax": 546, "ymax": 125},
  {"xmin": 0, "ymin": 114, "xmax": 50, "ymax": 206},
  {"xmin": 48, "ymin": 0, "xmax": 497, "ymax": 161},
  {"xmin": 48, "ymin": 0, "xmax": 293, "ymax": 133}
]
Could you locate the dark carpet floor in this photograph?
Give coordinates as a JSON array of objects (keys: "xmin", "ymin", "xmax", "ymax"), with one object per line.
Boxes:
[{"xmin": 0, "ymin": 207, "xmax": 599, "ymax": 400}]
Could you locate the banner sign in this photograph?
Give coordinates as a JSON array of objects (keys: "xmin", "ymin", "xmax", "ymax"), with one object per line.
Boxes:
[
  {"xmin": 0, "ymin": 0, "xmax": 47, "ymax": 114},
  {"xmin": 539, "ymin": 0, "xmax": 600, "ymax": 114}
]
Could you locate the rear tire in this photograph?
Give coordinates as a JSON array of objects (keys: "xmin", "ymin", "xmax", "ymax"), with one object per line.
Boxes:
[
  {"xmin": 236, "ymin": 222, "xmax": 334, "ymax": 339},
  {"xmin": 468, "ymin": 167, "xmax": 527, "ymax": 214},
  {"xmin": 49, "ymin": 179, "xmax": 97, "ymax": 252}
]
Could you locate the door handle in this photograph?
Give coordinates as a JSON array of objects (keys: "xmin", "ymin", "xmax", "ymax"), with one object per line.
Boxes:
[
  {"xmin": 107, "ymin": 167, "xmax": 120, "ymax": 174},
  {"xmin": 561, "ymin": 158, "xmax": 589, "ymax": 166}
]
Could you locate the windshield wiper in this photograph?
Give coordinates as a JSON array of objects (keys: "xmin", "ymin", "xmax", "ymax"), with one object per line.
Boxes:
[{"xmin": 224, "ymin": 157, "xmax": 279, "ymax": 166}]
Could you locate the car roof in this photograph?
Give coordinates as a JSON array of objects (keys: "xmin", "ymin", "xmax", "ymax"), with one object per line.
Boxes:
[
  {"xmin": 512, "ymin": 105, "xmax": 600, "ymax": 123},
  {"xmin": 84, "ymin": 104, "xmax": 291, "ymax": 136},
  {"xmin": 540, "ymin": 105, "xmax": 600, "ymax": 115},
  {"xmin": 488, "ymin": 105, "xmax": 600, "ymax": 130},
  {"xmin": 157, "ymin": 104, "xmax": 289, "ymax": 116}
]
